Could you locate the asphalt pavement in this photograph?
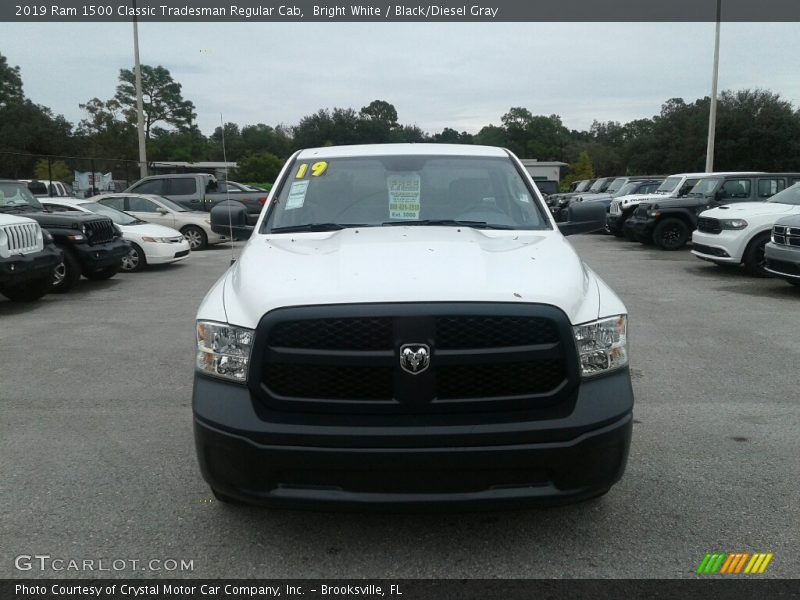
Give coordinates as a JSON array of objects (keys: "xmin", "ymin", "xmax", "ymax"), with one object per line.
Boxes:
[{"xmin": 2, "ymin": 234, "xmax": 798, "ymax": 579}]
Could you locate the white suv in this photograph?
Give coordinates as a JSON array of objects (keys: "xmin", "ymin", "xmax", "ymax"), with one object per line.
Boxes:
[{"xmin": 691, "ymin": 182, "xmax": 800, "ymax": 276}]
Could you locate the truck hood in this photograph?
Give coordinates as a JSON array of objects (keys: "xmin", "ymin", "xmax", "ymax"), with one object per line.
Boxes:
[
  {"xmin": 647, "ymin": 197, "xmax": 706, "ymax": 210},
  {"xmin": 218, "ymin": 226, "xmax": 611, "ymax": 328},
  {"xmin": 14, "ymin": 209, "xmax": 111, "ymax": 228},
  {"xmin": 700, "ymin": 202, "xmax": 796, "ymax": 218}
]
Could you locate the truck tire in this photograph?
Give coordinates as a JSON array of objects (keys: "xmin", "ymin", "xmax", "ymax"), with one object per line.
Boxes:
[
  {"xmin": 653, "ymin": 218, "xmax": 689, "ymax": 250},
  {"xmin": 1, "ymin": 276, "xmax": 53, "ymax": 302},
  {"xmin": 51, "ymin": 249, "xmax": 81, "ymax": 294},
  {"xmin": 182, "ymin": 225, "xmax": 208, "ymax": 250},
  {"xmin": 85, "ymin": 264, "xmax": 120, "ymax": 280},
  {"xmin": 743, "ymin": 232, "xmax": 771, "ymax": 278},
  {"xmin": 121, "ymin": 243, "xmax": 146, "ymax": 272}
]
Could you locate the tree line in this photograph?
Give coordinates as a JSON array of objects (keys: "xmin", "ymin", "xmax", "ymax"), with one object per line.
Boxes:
[{"xmin": 2, "ymin": 51, "xmax": 800, "ymax": 186}]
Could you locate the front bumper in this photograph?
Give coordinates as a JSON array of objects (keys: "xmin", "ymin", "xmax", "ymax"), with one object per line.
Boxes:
[
  {"xmin": 0, "ymin": 244, "xmax": 62, "ymax": 286},
  {"xmin": 143, "ymin": 239, "xmax": 192, "ymax": 264},
  {"xmin": 72, "ymin": 238, "xmax": 131, "ymax": 271},
  {"xmin": 626, "ymin": 215, "xmax": 656, "ymax": 239},
  {"xmin": 764, "ymin": 242, "xmax": 800, "ymax": 280},
  {"xmin": 193, "ymin": 369, "xmax": 634, "ymax": 509},
  {"xmin": 690, "ymin": 229, "xmax": 746, "ymax": 263}
]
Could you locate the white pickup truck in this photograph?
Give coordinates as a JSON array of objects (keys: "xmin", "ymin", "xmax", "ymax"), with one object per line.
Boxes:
[{"xmin": 193, "ymin": 143, "xmax": 633, "ymax": 509}]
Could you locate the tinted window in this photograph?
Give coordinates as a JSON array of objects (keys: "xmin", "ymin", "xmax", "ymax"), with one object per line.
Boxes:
[
  {"xmin": 169, "ymin": 178, "xmax": 197, "ymax": 195},
  {"xmin": 99, "ymin": 196, "xmax": 125, "ymax": 211},
  {"xmin": 719, "ymin": 179, "xmax": 751, "ymax": 199},
  {"xmin": 678, "ymin": 179, "xmax": 699, "ymax": 196},
  {"xmin": 27, "ymin": 181, "xmax": 48, "ymax": 195},
  {"xmin": 757, "ymin": 178, "xmax": 785, "ymax": 198},
  {"xmin": 127, "ymin": 196, "xmax": 159, "ymax": 212},
  {"xmin": 131, "ymin": 179, "xmax": 165, "ymax": 195}
]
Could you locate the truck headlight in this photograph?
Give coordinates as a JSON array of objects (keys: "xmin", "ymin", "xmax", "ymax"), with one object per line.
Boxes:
[
  {"xmin": 573, "ymin": 315, "xmax": 628, "ymax": 377},
  {"xmin": 196, "ymin": 321, "xmax": 254, "ymax": 382},
  {"xmin": 719, "ymin": 219, "xmax": 748, "ymax": 230},
  {"xmin": 647, "ymin": 210, "xmax": 661, "ymax": 217}
]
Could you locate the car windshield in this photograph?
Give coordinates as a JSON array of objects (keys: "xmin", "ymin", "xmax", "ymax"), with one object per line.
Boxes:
[
  {"xmin": 656, "ymin": 176, "xmax": 682, "ymax": 194},
  {"xmin": 688, "ymin": 178, "xmax": 722, "ymax": 196},
  {"xmin": 606, "ymin": 178, "xmax": 628, "ymax": 194},
  {"xmin": 614, "ymin": 182, "xmax": 640, "ymax": 197},
  {"xmin": 152, "ymin": 195, "xmax": 189, "ymax": 212},
  {"xmin": 574, "ymin": 180, "xmax": 591, "ymax": 192},
  {"xmin": 766, "ymin": 182, "xmax": 800, "ymax": 206},
  {"xmin": 0, "ymin": 182, "xmax": 44, "ymax": 211},
  {"xmin": 588, "ymin": 179, "xmax": 607, "ymax": 192},
  {"xmin": 264, "ymin": 155, "xmax": 551, "ymax": 233},
  {"xmin": 82, "ymin": 202, "xmax": 139, "ymax": 225}
]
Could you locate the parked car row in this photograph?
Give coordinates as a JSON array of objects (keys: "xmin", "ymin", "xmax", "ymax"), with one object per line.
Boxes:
[
  {"xmin": 0, "ymin": 178, "xmax": 230, "ymax": 303},
  {"xmin": 598, "ymin": 170, "xmax": 800, "ymax": 287}
]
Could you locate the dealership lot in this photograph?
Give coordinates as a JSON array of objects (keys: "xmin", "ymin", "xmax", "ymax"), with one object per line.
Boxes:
[{"xmin": 2, "ymin": 235, "xmax": 798, "ymax": 579}]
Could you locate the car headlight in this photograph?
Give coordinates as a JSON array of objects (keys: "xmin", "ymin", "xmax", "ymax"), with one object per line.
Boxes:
[
  {"xmin": 573, "ymin": 315, "xmax": 628, "ymax": 377},
  {"xmin": 719, "ymin": 219, "xmax": 748, "ymax": 230},
  {"xmin": 141, "ymin": 236, "xmax": 171, "ymax": 243},
  {"xmin": 647, "ymin": 210, "xmax": 660, "ymax": 217},
  {"xmin": 196, "ymin": 321, "xmax": 254, "ymax": 382}
]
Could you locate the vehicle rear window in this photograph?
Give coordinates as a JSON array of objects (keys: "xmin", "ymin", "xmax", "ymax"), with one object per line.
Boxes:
[{"xmin": 265, "ymin": 155, "xmax": 551, "ymax": 232}]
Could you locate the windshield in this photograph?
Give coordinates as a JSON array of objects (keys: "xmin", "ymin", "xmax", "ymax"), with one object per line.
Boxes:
[
  {"xmin": 606, "ymin": 178, "xmax": 627, "ymax": 194},
  {"xmin": 574, "ymin": 180, "xmax": 591, "ymax": 192},
  {"xmin": 767, "ymin": 182, "xmax": 800, "ymax": 206},
  {"xmin": 82, "ymin": 202, "xmax": 139, "ymax": 225},
  {"xmin": 656, "ymin": 176, "xmax": 682, "ymax": 194},
  {"xmin": 615, "ymin": 182, "xmax": 641, "ymax": 197},
  {"xmin": 0, "ymin": 182, "xmax": 43, "ymax": 211},
  {"xmin": 588, "ymin": 179, "xmax": 607, "ymax": 192},
  {"xmin": 152, "ymin": 195, "xmax": 189, "ymax": 212},
  {"xmin": 264, "ymin": 155, "xmax": 551, "ymax": 233},
  {"xmin": 688, "ymin": 178, "xmax": 722, "ymax": 196}
]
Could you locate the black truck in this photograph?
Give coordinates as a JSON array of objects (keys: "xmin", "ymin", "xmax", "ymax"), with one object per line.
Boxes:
[
  {"xmin": 626, "ymin": 173, "xmax": 800, "ymax": 250},
  {"xmin": 0, "ymin": 180, "xmax": 130, "ymax": 292}
]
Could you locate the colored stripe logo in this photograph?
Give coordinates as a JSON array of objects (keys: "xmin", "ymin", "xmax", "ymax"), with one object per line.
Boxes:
[{"xmin": 696, "ymin": 553, "xmax": 773, "ymax": 574}]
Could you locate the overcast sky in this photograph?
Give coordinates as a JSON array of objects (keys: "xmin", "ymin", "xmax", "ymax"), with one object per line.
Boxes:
[{"xmin": 4, "ymin": 22, "xmax": 800, "ymax": 136}]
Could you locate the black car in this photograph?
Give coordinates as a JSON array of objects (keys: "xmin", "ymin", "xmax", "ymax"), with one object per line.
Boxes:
[
  {"xmin": 626, "ymin": 173, "xmax": 800, "ymax": 250},
  {"xmin": 0, "ymin": 180, "xmax": 130, "ymax": 292}
]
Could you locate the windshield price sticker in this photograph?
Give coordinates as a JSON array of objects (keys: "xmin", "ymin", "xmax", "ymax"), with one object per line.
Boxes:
[
  {"xmin": 387, "ymin": 173, "xmax": 421, "ymax": 220},
  {"xmin": 285, "ymin": 180, "xmax": 310, "ymax": 210},
  {"xmin": 295, "ymin": 161, "xmax": 328, "ymax": 179}
]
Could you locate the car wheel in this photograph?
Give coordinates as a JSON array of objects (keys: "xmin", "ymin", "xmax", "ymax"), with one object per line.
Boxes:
[
  {"xmin": 212, "ymin": 488, "xmax": 246, "ymax": 505},
  {"xmin": 182, "ymin": 225, "xmax": 208, "ymax": 251},
  {"xmin": 51, "ymin": 249, "xmax": 81, "ymax": 293},
  {"xmin": 742, "ymin": 232, "xmax": 771, "ymax": 278},
  {"xmin": 121, "ymin": 243, "xmax": 146, "ymax": 272},
  {"xmin": 84, "ymin": 265, "xmax": 120, "ymax": 280},
  {"xmin": 1, "ymin": 276, "xmax": 53, "ymax": 302},
  {"xmin": 653, "ymin": 218, "xmax": 689, "ymax": 250}
]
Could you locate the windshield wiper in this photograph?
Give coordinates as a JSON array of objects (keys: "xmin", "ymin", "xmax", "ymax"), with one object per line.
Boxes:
[
  {"xmin": 269, "ymin": 222, "xmax": 370, "ymax": 233},
  {"xmin": 382, "ymin": 219, "xmax": 515, "ymax": 230}
]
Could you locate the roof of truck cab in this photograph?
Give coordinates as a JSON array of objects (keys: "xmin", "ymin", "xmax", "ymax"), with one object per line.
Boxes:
[{"xmin": 296, "ymin": 143, "xmax": 509, "ymax": 160}]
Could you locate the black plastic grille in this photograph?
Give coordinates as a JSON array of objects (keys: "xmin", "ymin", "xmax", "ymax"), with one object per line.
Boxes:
[
  {"xmin": 766, "ymin": 258, "xmax": 800, "ymax": 276},
  {"xmin": 436, "ymin": 360, "xmax": 565, "ymax": 399},
  {"xmin": 697, "ymin": 217, "xmax": 722, "ymax": 234},
  {"xmin": 269, "ymin": 318, "xmax": 393, "ymax": 350},
  {"xmin": 434, "ymin": 316, "xmax": 558, "ymax": 349},
  {"xmin": 692, "ymin": 243, "xmax": 729, "ymax": 257},
  {"xmin": 264, "ymin": 363, "xmax": 393, "ymax": 400},
  {"xmin": 772, "ymin": 225, "xmax": 800, "ymax": 247},
  {"xmin": 85, "ymin": 219, "xmax": 115, "ymax": 244}
]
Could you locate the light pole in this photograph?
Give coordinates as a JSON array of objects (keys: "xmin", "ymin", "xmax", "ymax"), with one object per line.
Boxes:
[
  {"xmin": 132, "ymin": 0, "xmax": 147, "ymax": 178},
  {"xmin": 705, "ymin": 0, "xmax": 722, "ymax": 173}
]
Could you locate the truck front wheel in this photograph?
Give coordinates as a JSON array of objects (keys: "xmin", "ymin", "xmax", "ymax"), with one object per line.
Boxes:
[
  {"xmin": 653, "ymin": 218, "xmax": 689, "ymax": 250},
  {"xmin": 51, "ymin": 249, "xmax": 81, "ymax": 293}
]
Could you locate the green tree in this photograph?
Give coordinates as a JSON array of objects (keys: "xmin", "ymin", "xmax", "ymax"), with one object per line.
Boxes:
[
  {"xmin": 235, "ymin": 152, "xmax": 283, "ymax": 184},
  {"xmin": 76, "ymin": 97, "xmax": 137, "ymax": 159},
  {"xmin": 114, "ymin": 65, "xmax": 196, "ymax": 140},
  {"xmin": 562, "ymin": 151, "xmax": 594, "ymax": 189},
  {"xmin": 33, "ymin": 159, "xmax": 71, "ymax": 182},
  {"xmin": 0, "ymin": 53, "xmax": 24, "ymax": 108}
]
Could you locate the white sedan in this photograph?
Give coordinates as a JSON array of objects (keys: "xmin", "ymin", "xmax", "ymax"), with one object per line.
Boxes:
[
  {"xmin": 91, "ymin": 193, "xmax": 229, "ymax": 250},
  {"xmin": 40, "ymin": 198, "xmax": 191, "ymax": 272}
]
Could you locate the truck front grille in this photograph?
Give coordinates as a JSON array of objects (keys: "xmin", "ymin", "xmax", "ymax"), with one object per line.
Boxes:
[
  {"xmin": 772, "ymin": 224, "xmax": 800, "ymax": 247},
  {"xmin": 0, "ymin": 222, "xmax": 42, "ymax": 255},
  {"xmin": 697, "ymin": 217, "xmax": 722, "ymax": 234},
  {"xmin": 252, "ymin": 304, "xmax": 578, "ymax": 415},
  {"xmin": 84, "ymin": 219, "xmax": 116, "ymax": 245}
]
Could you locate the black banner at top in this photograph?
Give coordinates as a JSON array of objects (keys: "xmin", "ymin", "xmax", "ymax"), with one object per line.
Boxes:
[{"xmin": 3, "ymin": 0, "xmax": 800, "ymax": 22}]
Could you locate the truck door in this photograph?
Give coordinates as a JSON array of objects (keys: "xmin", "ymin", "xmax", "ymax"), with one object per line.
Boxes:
[{"xmin": 166, "ymin": 177, "xmax": 201, "ymax": 210}]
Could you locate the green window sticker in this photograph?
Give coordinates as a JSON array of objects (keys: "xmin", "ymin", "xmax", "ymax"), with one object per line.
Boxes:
[{"xmin": 387, "ymin": 173, "xmax": 421, "ymax": 220}]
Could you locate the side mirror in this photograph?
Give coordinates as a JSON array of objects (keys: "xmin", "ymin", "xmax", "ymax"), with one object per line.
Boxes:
[
  {"xmin": 557, "ymin": 201, "xmax": 606, "ymax": 236},
  {"xmin": 157, "ymin": 207, "xmax": 169, "ymax": 215},
  {"xmin": 210, "ymin": 200, "xmax": 254, "ymax": 240}
]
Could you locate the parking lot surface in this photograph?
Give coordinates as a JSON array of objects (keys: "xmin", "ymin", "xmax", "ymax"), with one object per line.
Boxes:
[{"xmin": 2, "ymin": 235, "xmax": 798, "ymax": 578}]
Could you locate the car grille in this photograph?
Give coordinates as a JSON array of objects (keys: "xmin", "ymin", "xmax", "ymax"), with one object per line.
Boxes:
[
  {"xmin": 766, "ymin": 258, "xmax": 800, "ymax": 277},
  {"xmin": 772, "ymin": 224, "xmax": 800, "ymax": 247},
  {"xmin": 633, "ymin": 204, "xmax": 651, "ymax": 217},
  {"xmin": 609, "ymin": 201, "xmax": 620, "ymax": 215},
  {"xmin": 252, "ymin": 304, "xmax": 578, "ymax": 415},
  {"xmin": 84, "ymin": 219, "xmax": 116, "ymax": 245},
  {"xmin": 697, "ymin": 217, "xmax": 722, "ymax": 234},
  {"xmin": 0, "ymin": 222, "xmax": 41, "ymax": 255},
  {"xmin": 692, "ymin": 243, "xmax": 729, "ymax": 257}
]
